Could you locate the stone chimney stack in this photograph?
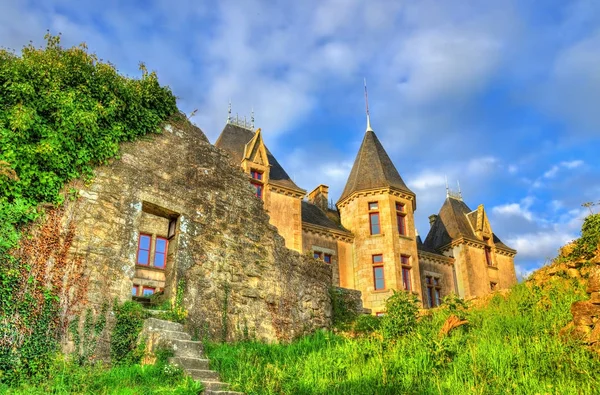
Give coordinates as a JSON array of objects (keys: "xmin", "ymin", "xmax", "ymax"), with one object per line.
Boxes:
[
  {"xmin": 308, "ymin": 185, "xmax": 329, "ymax": 212},
  {"xmin": 428, "ymin": 214, "xmax": 438, "ymax": 228}
]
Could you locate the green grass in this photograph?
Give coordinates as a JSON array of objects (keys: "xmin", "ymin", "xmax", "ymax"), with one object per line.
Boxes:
[
  {"xmin": 0, "ymin": 356, "xmax": 202, "ymax": 394},
  {"xmin": 206, "ymin": 280, "xmax": 600, "ymax": 394}
]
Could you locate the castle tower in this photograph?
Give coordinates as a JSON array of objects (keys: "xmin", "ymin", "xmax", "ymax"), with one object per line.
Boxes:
[{"xmin": 337, "ymin": 92, "xmax": 421, "ymax": 313}]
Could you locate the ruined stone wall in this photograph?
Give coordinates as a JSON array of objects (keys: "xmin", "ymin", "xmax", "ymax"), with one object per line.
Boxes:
[{"xmin": 62, "ymin": 119, "xmax": 331, "ymax": 345}]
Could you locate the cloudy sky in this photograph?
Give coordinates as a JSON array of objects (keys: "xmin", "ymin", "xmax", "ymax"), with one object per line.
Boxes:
[{"xmin": 2, "ymin": 0, "xmax": 599, "ymax": 278}]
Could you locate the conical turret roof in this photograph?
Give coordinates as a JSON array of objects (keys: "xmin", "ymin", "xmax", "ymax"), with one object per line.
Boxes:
[{"xmin": 338, "ymin": 130, "xmax": 414, "ymax": 203}]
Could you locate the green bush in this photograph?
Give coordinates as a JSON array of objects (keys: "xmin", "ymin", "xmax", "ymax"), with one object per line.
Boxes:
[
  {"xmin": 329, "ymin": 287, "xmax": 358, "ymax": 331},
  {"xmin": 380, "ymin": 290, "xmax": 419, "ymax": 340},
  {"xmin": 0, "ymin": 33, "xmax": 176, "ymax": 383},
  {"xmin": 110, "ymin": 301, "xmax": 148, "ymax": 365},
  {"xmin": 570, "ymin": 213, "xmax": 600, "ymax": 260},
  {"xmin": 352, "ymin": 314, "xmax": 381, "ymax": 335}
]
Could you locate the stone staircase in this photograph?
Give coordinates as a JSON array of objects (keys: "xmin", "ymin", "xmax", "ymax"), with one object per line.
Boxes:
[{"xmin": 141, "ymin": 318, "xmax": 243, "ymax": 395}]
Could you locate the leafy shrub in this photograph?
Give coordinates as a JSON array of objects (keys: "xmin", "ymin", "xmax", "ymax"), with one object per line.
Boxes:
[
  {"xmin": 110, "ymin": 301, "xmax": 148, "ymax": 365},
  {"xmin": 352, "ymin": 314, "xmax": 381, "ymax": 335},
  {"xmin": 380, "ymin": 290, "xmax": 419, "ymax": 340},
  {"xmin": 570, "ymin": 213, "xmax": 600, "ymax": 260},
  {"xmin": 329, "ymin": 287, "xmax": 358, "ymax": 331},
  {"xmin": 0, "ymin": 33, "xmax": 176, "ymax": 382}
]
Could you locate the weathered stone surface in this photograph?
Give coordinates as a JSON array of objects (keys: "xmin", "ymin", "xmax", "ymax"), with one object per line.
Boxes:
[
  {"xmin": 571, "ymin": 301, "xmax": 600, "ymax": 327},
  {"xmin": 587, "ymin": 266, "xmax": 600, "ymax": 293},
  {"xmin": 590, "ymin": 292, "xmax": 600, "ymax": 305},
  {"xmin": 590, "ymin": 323, "xmax": 600, "ymax": 344},
  {"xmin": 55, "ymin": 119, "xmax": 332, "ymax": 350},
  {"xmin": 567, "ymin": 268, "xmax": 581, "ymax": 278}
]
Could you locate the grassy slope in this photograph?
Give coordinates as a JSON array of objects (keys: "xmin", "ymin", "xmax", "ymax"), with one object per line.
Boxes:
[
  {"xmin": 1, "ymin": 358, "xmax": 202, "ymax": 395},
  {"xmin": 206, "ymin": 279, "xmax": 599, "ymax": 394}
]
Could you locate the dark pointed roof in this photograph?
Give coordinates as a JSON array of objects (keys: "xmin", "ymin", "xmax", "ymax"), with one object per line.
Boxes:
[
  {"xmin": 215, "ymin": 123, "xmax": 303, "ymax": 191},
  {"xmin": 301, "ymin": 201, "xmax": 351, "ymax": 233},
  {"xmin": 423, "ymin": 197, "xmax": 514, "ymax": 252},
  {"xmin": 338, "ymin": 130, "xmax": 414, "ymax": 203}
]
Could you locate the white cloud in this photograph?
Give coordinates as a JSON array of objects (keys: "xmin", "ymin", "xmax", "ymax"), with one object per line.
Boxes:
[
  {"xmin": 492, "ymin": 203, "xmax": 534, "ymax": 222},
  {"xmin": 506, "ymin": 230, "xmax": 575, "ymax": 261},
  {"xmin": 408, "ymin": 171, "xmax": 446, "ymax": 190},
  {"xmin": 543, "ymin": 160, "xmax": 584, "ymax": 179}
]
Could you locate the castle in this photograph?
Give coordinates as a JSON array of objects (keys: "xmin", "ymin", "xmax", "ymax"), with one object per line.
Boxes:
[{"xmin": 215, "ymin": 106, "xmax": 517, "ymax": 314}]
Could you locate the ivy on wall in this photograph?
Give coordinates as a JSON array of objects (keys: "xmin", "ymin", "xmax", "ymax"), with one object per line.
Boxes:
[{"xmin": 0, "ymin": 33, "xmax": 177, "ymax": 383}]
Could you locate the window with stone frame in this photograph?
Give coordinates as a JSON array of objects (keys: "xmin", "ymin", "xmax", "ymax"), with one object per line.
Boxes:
[
  {"xmin": 425, "ymin": 275, "xmax": 442, "ymax": 308},
  {"xmin": 490, "ymin": 281, "xmax": 498, "ymax": 291},
  {"xmin": 401, "ymin": 255, "xmax": 411, "ymax": 291},
  {"xmin": 368, "ymin": 202, "xmax": 380, "ymax": 235},
  {"xmin": 372, "ymin": 254, "xmax": 385, "ymax": 290},
  {"xmin": 323, "ymin": 253, "xmax": 332, "ymax": 264},
  {"xmin": 396, "ymin": 202, "xmax": 407, "ymax": 236},
  {"xmin": 314, "ymin": 251, "xmax": 323, "ymax": 260},
  {"xmin": 251, "ymin": 182, "xmax": 263, "ymax": 199},
  {"xmin": 142, "ymin": 286, "xmax": 155, "ymax": 297},
  {"xmin": 136, "ymin": 233, "xmax": 167, "ymax": 270},
  {"xmin": 251, "ymin": 170, "xmax": 263, "ymax": 181},
  {"xmin": 132, "ymin": 284, "xmax": 139, "ymax": 296}
]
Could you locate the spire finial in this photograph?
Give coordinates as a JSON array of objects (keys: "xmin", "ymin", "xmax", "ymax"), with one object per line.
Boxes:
[
  {"xmin": 457, "ymin": 180, "xmax": 462, "ymax": 200},
  {"xmin": 227, "ymin": 100, "xmax": 232, "ymax": 123},
  {"xmin": 445, "ymin": 175, "xmax": 449, "ymax": 198},
  {"xmin": 364, "ymin": 78, "xmax": 373, "ymax": 132},
  {"xmin": 251, "ymin": 107, "xmax": 255, "ymax": 129}
]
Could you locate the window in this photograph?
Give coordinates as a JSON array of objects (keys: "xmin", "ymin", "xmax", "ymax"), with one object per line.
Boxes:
[
  {"xmin": 425, "ymin": 276, "xmax": 442, "ymax": 308},
  {"xmin": 376, "ymin": 312, "xmax": 385, "ymax": 317},
  {"xmin": 400, "ymin": 255, "xmax": 410, "ymax": 266},
  {"xmin": 369, "ymin": 213, "xmax": 380, "ymax": 235},
  {"xmin": 132, "ymin": 285, "xmax": 139, "ymax": 296},
  {"xmin": 396, "ymin": 203, "xmax": 407, "ymax": 236},
  {"xmin": 324, "ymin": 254, "xmax": 332, "ymax": 264},
  {"xmin": 373, "ymin": 266, "xmax": 385, "ymax": 290},
  {"xmin": 314, "ymin": 251, "xmax": 323, "ymax": 260},
  {"xmin": 136, "ymin": 234, "xmax": 167, "ymax": 270},
  {"xmin": 369, "ymin": 202, "xmax": 379, "ymax": 210},
  {"xmin": 372, "ymin": 254, "xmax": 383, "ymax": 264},
  {"xmin": 490, "ymin": 282, "xmax": 498, "ymax": 291},
  {"xmin": 402, "ymin": 267, "xmax": 411, "ymax": 291},
  {"xmin": 142, "ymin": 287, "xmax": 155, "ymax": 297},
  {"xmin": 485, "ymin": 246, "xmax": 493, "ymax": 266},
  {"xmin": 251, "ymin": 182, "xmax": 263, "ymax": 199},
  {"xmin": 136, "ymin": 234, "xmax": 152, "ymax": 265},
  {"xmin": 251, "ymin": 170, "xmax": 263, "ymax": 180},
  {"xmin": 154, "ymin": 237, "xmax": 168, "ymax": 268}
]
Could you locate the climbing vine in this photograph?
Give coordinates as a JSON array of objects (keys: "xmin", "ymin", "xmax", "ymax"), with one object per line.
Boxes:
[{"xmin": 0, "ymin": 33, "xmax": 177, "ymax": 383}]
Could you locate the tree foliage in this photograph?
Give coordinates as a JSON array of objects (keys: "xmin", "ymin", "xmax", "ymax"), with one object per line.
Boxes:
[{"xmin": 0, "ymin": 33, "xmax": 177, "ymax": 383}]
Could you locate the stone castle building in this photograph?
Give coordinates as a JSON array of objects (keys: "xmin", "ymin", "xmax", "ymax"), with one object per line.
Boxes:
[{"xmin": 215, "ymin": 108, "xmax": 517, "ymax": 314}]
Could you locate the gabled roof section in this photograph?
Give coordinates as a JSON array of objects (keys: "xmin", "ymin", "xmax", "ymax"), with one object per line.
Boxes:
[
  {"xmin": 214, "ymin": 123, "xmax": 302, "ymax": 191},
  {"xmin": 423, "ymin": 197, "xmax": 514, "ymax": 252},
  {"xmin": 338, "ymin": 130, "xmax": 414, "ymax": 203},
  {"xmin": 243, "ymin": 128, "xmax": 269, "ymax": 166},
  {"xmin": 301, "ymin": 201, "xmax": 351, "ymax": 233}
]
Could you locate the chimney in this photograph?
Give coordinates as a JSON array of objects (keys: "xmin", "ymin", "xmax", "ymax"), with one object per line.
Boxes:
[
  {"xmin": 308, "ymin": 185, "xmax": 329, "ymax": 211},
  {"xmin": 428, "ymin": 214, "xmax": 438, "ymax": 228}
]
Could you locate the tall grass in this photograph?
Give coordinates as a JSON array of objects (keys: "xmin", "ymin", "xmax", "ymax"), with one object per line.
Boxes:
[
  {"xmin": 1, "ymin": 355, "xmax": 202, "ymax": 394},
  {"xmin": 206, "ymin": 280, "xmax": 599, "ymax": 394}
]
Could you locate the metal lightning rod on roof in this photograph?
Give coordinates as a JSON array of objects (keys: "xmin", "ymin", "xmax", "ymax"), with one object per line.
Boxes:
[
  {"xmin": 227, "ymin": 100, "xmax": 232, "ymax": 123},
  {"xmin": 364, "ymin": 78, "xmax": 373, "ymax": 132},
  {"xmin": 445, "ymin": 175, "xmax": 449, "ymax": 198},
  {"xmin": 457, "ymin": 180, "xmax": 463, "ymax": 200}
]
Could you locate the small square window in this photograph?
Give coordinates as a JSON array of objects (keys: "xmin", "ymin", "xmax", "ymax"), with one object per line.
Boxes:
[
  {"xmin": 372, "ymin": 254, "xmax": 383, "ymax": 264},
  {"xmin": 490, "ymin": 282, "xmax": 498, "ymax": 291},
  {"xmin": 401, "ymin": 255, "xmax": 410, "ymax": 266},
  {"xmin": 324, "ymin": 254, "xmax": 332, "ymax": 264},
  {"xmin": 132, "ymin": 285, "xmax": 139, "ymax": 296},
  {"xmin": 368, "ymin": 202, "xmax": 378, "ymax": 210},
  {"xmin": 396, "ymin": 202, "xmax": 405, "ymax": 212},
  {"xmin": 142, "ymin": 287, "xmax": 155, "ymax": 297},
  {"xmin": 375, "ymin": 312, "xmax": 385, "ymax": 317},
  {"xmin": 251, "ymin": 170, "xmax": 263, "ymax": 180},
  {"xmin": 314, "ymin": 251, "xmax": 323, "ymax": 260}
]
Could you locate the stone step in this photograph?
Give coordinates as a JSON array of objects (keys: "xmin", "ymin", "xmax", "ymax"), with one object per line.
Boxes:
[
  {"xmin": 164, "ymin": 338, "xmax": 203, "ymax": 358},
  {"xmin": 187, "ymin": 369, "xmax": 220, "ymax": 381},
  {"xmin": 143, "ymin": 317, "xmax": 185, "ymax": 333},
  {"xmin": 202, "ymin": 381, "xmax": 230, "ymax": 392},
  {"xmin": 147, "ymin": 329, "xmax": 191, "ymax": 341},
  {"xmin": 169, "ymin": 356, "xmax": 210, "ymax": 370}
]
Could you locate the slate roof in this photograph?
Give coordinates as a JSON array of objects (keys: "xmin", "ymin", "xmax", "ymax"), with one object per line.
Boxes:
[
  {"xmin": 214, "ymin": 123, "xmax": 303, "ymax": 191},
  {"xmin": 338, "ymin": 130, "xmax": 414, "ymax": 203},
  {"xmin": 423, "ymin": 197, "xmax": 514, "ymax": 252},
  {"xmin": 301, "ymin": 201, "xmax": 351, "ymax": 233}
]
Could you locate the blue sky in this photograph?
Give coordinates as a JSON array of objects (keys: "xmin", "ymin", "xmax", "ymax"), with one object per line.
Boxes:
[{"xmin": 2, "ymin": 0, "xmax": 599, "ymax": 278}]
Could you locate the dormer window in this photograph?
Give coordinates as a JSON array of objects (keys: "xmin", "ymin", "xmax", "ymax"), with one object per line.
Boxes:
[{"xmin": 251, "ymin": 170, "xmax": 263, "ymax": 180}]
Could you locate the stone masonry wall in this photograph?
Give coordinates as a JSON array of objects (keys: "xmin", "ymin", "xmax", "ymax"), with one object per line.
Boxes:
[{"xmin": 62, "ymin": 118, "xmax": 332, "ymax": 347}]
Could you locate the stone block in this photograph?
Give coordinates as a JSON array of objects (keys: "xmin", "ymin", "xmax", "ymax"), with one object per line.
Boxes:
[
  {"xmin": 587, "ymin": 267, "xmax": 600, "ymax": 293},
  {"xmin": 571, "ymin": 301, "xmax": 600, "ymax": 326}
]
